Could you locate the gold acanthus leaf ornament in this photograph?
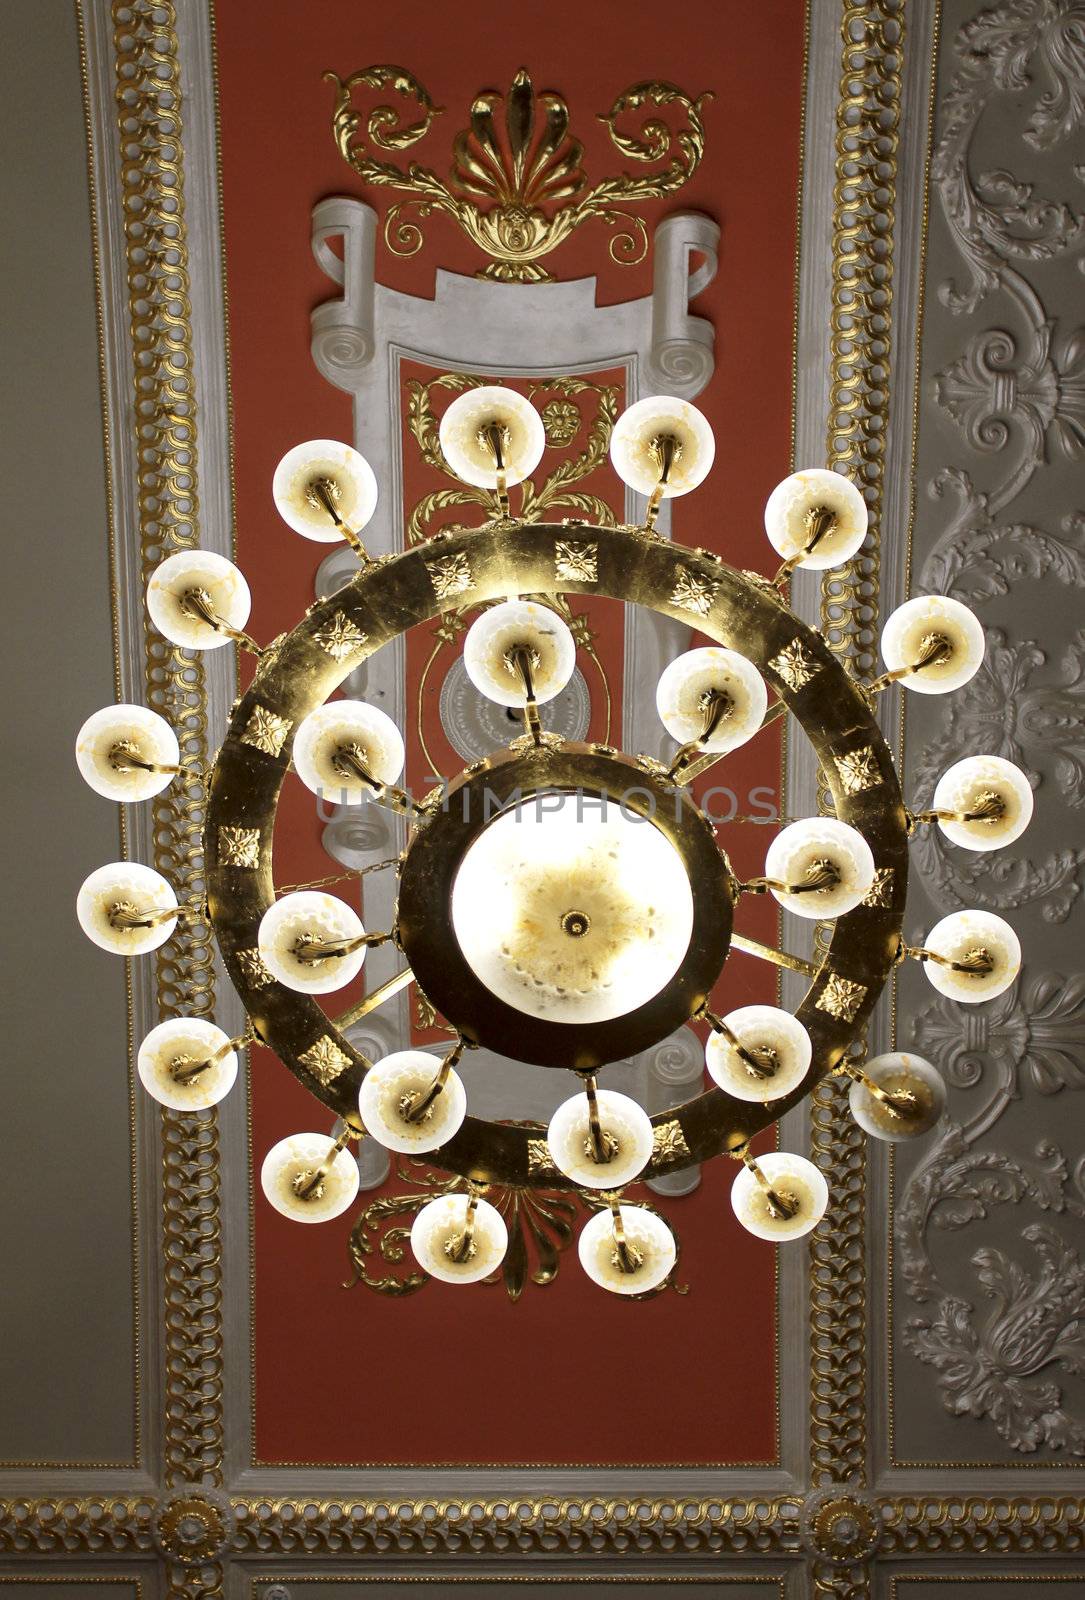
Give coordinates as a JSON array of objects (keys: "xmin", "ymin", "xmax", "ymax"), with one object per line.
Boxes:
[{"xmin": 327, "ymin": 65, "xmax": 711, "ymax": 281}]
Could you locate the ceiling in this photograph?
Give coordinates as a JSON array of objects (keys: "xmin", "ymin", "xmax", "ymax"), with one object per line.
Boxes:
[{"xmin": 1, "ymin": 0, "xmax": 1083, "ymax": 1597}]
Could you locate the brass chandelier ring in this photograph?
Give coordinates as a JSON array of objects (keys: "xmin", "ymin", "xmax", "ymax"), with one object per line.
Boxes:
[{"xmin": 204, "ymin": 519, "xmax": 908, "ymax": 1189}]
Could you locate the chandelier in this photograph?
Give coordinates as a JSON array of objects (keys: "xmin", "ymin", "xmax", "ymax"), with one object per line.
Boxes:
[{"xmin": 75, "ymin": 385, "xmax": 1031, "ymax": 1297}]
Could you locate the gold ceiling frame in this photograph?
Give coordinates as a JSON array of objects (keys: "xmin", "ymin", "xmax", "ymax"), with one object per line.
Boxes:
[
  {"xmin": 327, "ymin": 65, "xmax": 710, "ymax": 281},
  {"xmin": 6, "ymin": 0, "xmax": 1082, "ymax": 1595}
]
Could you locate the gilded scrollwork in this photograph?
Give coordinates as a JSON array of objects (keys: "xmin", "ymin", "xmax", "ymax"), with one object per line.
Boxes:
[
  {"xmin": 327, "ymin": 66, "xmax": 710, "ymax": 280},
  {"xmin": 344, "ymin": 1157, "xmax": 684, "ymax": 1302}
]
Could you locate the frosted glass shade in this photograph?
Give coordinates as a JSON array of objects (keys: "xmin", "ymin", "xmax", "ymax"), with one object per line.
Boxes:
[
  {"xmin": 880, "ymin": 595, "xmax": 984, "ymax": 694},
  {"xmin": 921, "ymin": 910, "xmax": 1021, "ymax": 1002},
  {"xmin": 146, "ymin": 550, "xmax": 251, "ymax": 650},
  {"xmin": 763, "ymin": 818, "xmax": 875, "ymax": 919},
  {"xmin": 849, "ymin": 1051, "xmax": 946, "ymax": 1142},
  {"xmin": 358, "ymin": 1050, "xmax": 467, "ymax": 1154},
  {"xmin": 450, "ymin": 795, "xmax": 694, "ymax": 1024},
  {"xmin": 730, "ymin": 1152, "xmax": 828, "ymax": 1241},
  {"xmin": 438, "ymin": 386, "xmax": 545, "ymax": 489},
  {"xmin": 578, "ymin": 1204, "xmax": 677, "ymax": 1296},
  {"xmin": 463, "ymin": 600, "xmax": 576, "ymax": 708},
  {"xmin": 705, "ymin": 1005, "xmax": 812, "ymax": 1102},
  {"xmin": 932, "ymin": 755, "xmax": 1033, "ymax": 851},
  {"xmin": 546, "ymin": 1088, "xmax": 654, "ymax": 1188},
  {"xmin": 76, "ymin": 704, "xmax": 179, "ymax": 802},
  {"xmin": 293, "ymin": 700, "xmax": 405, "ymax": 801},
  {"xmin": 656, "ymin": 647, "xmax": 767, "ymax": 754},
  {"xmin": 137, "ymin": 1018, "xmax": 238, "ymax": 1111},
  {"xmin": 260, "ymin": 1133, "xmax": 361, "ymax": 1223},
  {"xmin": 258, "ymin": 891, "xmax": 367, "ymax": 994},
  {"xmin": 410, "ymin": 1193, "xmax": 508, "ymax": 1284},
  {"xmin": 77, "ymin": 862, "xmax": 179, "ymax": 955},
  {"xmin": 272, "ymin": 439, "xmax": 378, "ymax": 542},
  {"xmin": 609, "ymin": 395, "xmax": 715, "ymax": 498},
  {"xmin": 763, "ymin": 468, "xmax": 868, "ymax": 569}
]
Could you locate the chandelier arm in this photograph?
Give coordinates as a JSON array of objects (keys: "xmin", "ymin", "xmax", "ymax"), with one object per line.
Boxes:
[
  {"xmin": 294, "ymin": 1123, "xmax": 357, "ymax": 1202},
  {"xmin": 771, "ymin": 504, "xmax": 838, "ymax": 588},
  {"xmin": 671, "ymin": 699, "xmax": 787, "ymax": 788},
  {"xmin": 728, "ymin": 932, "xmax": 818, "ymax": 977},
  {"xmin": 170, "ymin": 1019, "xmax": 258, "ymax": 1084},
  {"xmin": 333, "ymin": 965, "xmax": 415, "ymax": 1030},
  {"xmin": 179, "ymin": 586, "xmax": 265, "ymax": 657},
  {"xmin": 308, "ymin": 477, "xmax": 371, "ymax": 561},
  {"xmin": 607, "ymin": 1195, "xmax": 644, "ymax": 1274},
  {"xmin": 739, "ymin": 1145, "xmax": 799, "ymax": 1219},
  {"xmin": 402, "ymin": 1036, "xmax": 466, "ymax": 1122},
  {"xmin": 836, "ymin": 1057, "xmax": 915, "ymax": 1118}
]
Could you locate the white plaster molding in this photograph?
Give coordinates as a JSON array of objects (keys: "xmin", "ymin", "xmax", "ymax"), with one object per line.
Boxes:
[{"xmin": 644, "ymin": 210, "xmax": 721, "ymax": 399}]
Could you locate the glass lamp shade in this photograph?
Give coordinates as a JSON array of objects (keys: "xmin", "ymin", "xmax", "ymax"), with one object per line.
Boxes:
[
  {"xmin": 358, "ymin": 1050, "xmax": 467, "ymax": 1154},
  {"xmin": 77, "ymin": 862, "xmax": 179, "ymax": 955},
  {"xmin": 921, "ymin": 910, "xmax": 1021, "ymax": 1002},
  {"xmin": 578, "ymin": 1204, "xmax": 677, "ymax": 1296},
  {"xmin": 463, "ymin": 600, "xmax": 576, "ymax": 708},
  {"xmin": 137, "ymin": 1018, "xmax": 238, "ymax": 1111},
  {"xmin": 655, "ymin": 647, "xmax": 767, "ymax": 754},
  {"xmin": 932, "ymin": 755, "xmax": 1034, "ymax": 851},
  {"xmin": 450, "ymin": 794, "xmax": 694, "ymax": 1024},
  {"xmin": 880, "ymin": 595, "xmax": 984, "ymax": 694},
  {"xmin": 292, "ymin": 700, "xmax": 405, "ymax": 801},
  {"xmin": 705, "ymin": 1005, "xmax": 812, "ymax": 1102},
  {"xmin": 410, "ymin": 1193, "xmax": 508, "ymax": 1284},
  {"xmin": 609, "ymin": 395, "xmax": 715, "ymax": 498},
  {"xmin": 763, "ymin": 818, "xmax": 875, "ymax": 919},
  {"xmin": 438, "ymin": 386, "xmax": 545, "ymax": 489},
  {"xmin": 146, "ymin": 550, "xmax": 251, "ymax": 651},
  {"xmin": 849, "ymin": 1051, "xmax": 946, "ymax": 1142},
  {"xmin": 730, "ymin": 1151, "xmax": 829, "ymax": 1241},
  {"xmin": 763, "ymin": 468, "xmax": 868, "ymax": 569},
  {"xmin": 546, "ymin": 1088, "xmax": 654, "ymax": 1188},
  {"xmin": 76, "ymin": 704, "xmax": 179, "ymax": 802},
  {"xmin": 257, "ymin": 891, "xmax": 367, "ymax": 994},
  {"xmin": 272, "ymin": 439, "xmax": 378, "ymax": 542},
  {"xmin": 260, "ymin": 1132, "xmax": 361, "ymax": 1223}
]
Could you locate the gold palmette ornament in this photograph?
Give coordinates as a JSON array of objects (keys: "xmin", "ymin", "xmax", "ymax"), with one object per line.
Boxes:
[{"xmin": 79, "ymin": 362, "xmax": 1031, "ymax": 1282}]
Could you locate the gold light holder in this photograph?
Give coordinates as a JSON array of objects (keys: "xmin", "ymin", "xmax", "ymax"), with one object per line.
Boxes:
[
  {"xmin": 772, "ymin": 504, "xmax": 838, "ymax": 587},
  {"xmin": 738, "ymin": 1146, "xmax": 799, "ymax": 1222},
  {"xmin": 179, "ymin": 585, "xmax": 264, "ymax": 657}
]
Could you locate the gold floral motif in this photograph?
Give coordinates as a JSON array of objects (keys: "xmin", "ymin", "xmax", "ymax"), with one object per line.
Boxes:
[
  {"xmin": 542, "ymin": 398, "xmax": 581, "ymax": 445},
  {"xmin": 527, "ymin": 1138, "xmax": 557, "ymax": 1175},
  {"xmin": 835, "ymin": 746, "xmax": 881, "ymax": 795},
  {"xmin": 328, "ymin": 66, "xmax": 710, "ymax": 281},
  {"xmin": 554, "ymin": 539, "xmax": 598, "ymax": 582},
  {"xmin": 652, "ymin": 1119, "xmax": 692, "ymax": 1162},
  {"xmin": 670, "ymin": 568, "xmax": 719, "ymax": 617},
  {"xmin": 862, "ymin": 866, "xmax": 894, "ymax": 908},
  {"xmin": 299, "ymin": 1035, "xmax": 353, "ymax": 1088},
  {"xmin": 312, "ymin": 609, "xmax": 369, "ymax": 661},
  {"xmin": 816, "ymin": 974, "xmax": 868, "ymax": 1023},
  {"xmin": 769, "ymin": 637, "xmax": 821, "ymax": 691},
  {"xmin": 405, "ymin": 372, "xmax": 620, "ymax": 544},
  {"xmin": 217, "ymin": 826, "xmax": 260, "ymax": 868},
  {"xmin": 239, "ymin": 705, "xmax": 291, "ymax": 757},
  {"xmin": 425, "ymin": 550, "xmax": 474, "ymax": 601},
  {"xmin": 236, "ymin": 947, "xmax": 274, "ymax": 989}
]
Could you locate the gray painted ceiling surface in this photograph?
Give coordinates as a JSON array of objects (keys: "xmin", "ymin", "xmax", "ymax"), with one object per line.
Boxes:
[{"xmin": 0, "ymin": 2, "xmax": 1082, "ymax": 1598}]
